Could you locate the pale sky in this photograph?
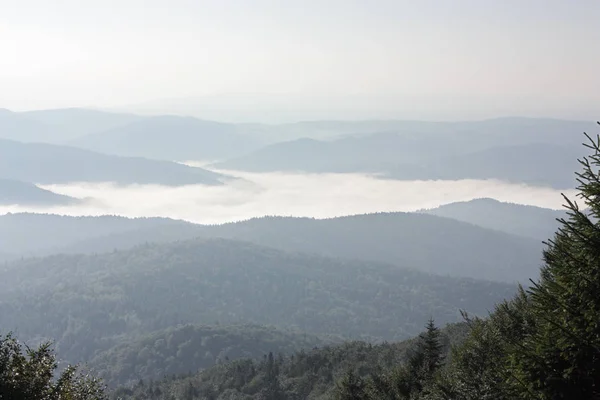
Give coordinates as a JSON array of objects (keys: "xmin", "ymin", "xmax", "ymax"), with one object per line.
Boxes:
[{"xmin": 1, "ymin": 0, "xmax": 599, "ymax": 121}]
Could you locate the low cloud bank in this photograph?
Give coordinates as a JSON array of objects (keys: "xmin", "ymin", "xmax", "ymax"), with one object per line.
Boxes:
[{"xmin": 0, "ymin": 170, "xmax": 575, "ymax": 224}]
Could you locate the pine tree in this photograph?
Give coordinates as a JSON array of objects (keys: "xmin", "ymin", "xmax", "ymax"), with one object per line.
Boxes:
[
  {"xmin": 421, "ymin": 318, "xmax": 444, "ymax": 379},
  {"xmin": 334, "ymin": 370, "xmax": 368, "ymax": 400},
  {"xmin": 510, "ymin": 129, "xmax": 600, "ymax": 399}
]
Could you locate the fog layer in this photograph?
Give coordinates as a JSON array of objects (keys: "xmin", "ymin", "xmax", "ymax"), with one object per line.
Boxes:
[{"xmin": 0, "ymin": 170, "xmax": 574, "ymax": 224}]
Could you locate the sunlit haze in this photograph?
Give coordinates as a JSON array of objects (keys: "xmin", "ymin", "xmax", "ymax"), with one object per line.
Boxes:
[{"xmin": 2, "ymin": 0, "xmax": 599, "ymax": 121}]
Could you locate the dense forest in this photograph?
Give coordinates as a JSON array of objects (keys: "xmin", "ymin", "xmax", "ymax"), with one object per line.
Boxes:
[
  {"xmin": 110, "ymin": 323, "xmax": 469, "ymax": 400},
  {"xmin": 87, "ymin": 324, "xmax": 331, "ymax": 387},
  {"xmin": 0, "ymin": 239, "xmax": 513, "ymax": 366}
]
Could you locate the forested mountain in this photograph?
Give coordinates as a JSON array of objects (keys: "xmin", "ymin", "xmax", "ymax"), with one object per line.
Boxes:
[
  {"xmin": 110, "ymin": 322, "xmax": 469, "ymax": 399},
  {"xmin": 0, "ymin": 238, "xmax": 516, "ymax": 367},
  {"xmin": 0, "ymin": 212, "xmax": 542, "ymax": 282},
  {"xmin": 0, "ymin": 179, "xmax": 79, "ymax": 206},
  {"xmin": 199, "ymin": 214, "xmax": 541, "ymax": 282},
  {"xmin": 70, "ymin": 115, "xmax": 264, "ymax": 161},
  {"xmin": 384, "ymin": 143, "xmax": 582, "ymax": 189},
  {"xmin": 214, "ymin": 138, "xmax": 583, "ymax": 189},
  {"xmin": 0, "ymin": 108, "xmax": 55, "ymax": 142},
  {"xmin": 420, "ymin": 198, "xmax": 565, "ymax": 241},
  {"xmin": 88, "ymin": 324, "xmax": 331, "ymax": 387},
  {"xmin": 0, "ymin": 108, "xmax": 142, "ymax": 142},
  {"xmin": 0, "ymin": 213, "xmax": 193, "ymax": 255},
  {"xmin": 0, "ymin": 139, "xmax": 226, "ymax": 185},
  {"xmin": 22, "ymin": 108, "xmax": 143, "ymax": 140}
]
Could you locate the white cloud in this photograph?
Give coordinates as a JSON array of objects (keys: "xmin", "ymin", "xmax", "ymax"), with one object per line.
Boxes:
[{"xmin": 0, "ymin": 171, "xmax": 575, "ymax": 224}]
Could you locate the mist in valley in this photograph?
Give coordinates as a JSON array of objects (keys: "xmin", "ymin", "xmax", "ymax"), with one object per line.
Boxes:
[
  {"xmin": 0, "ymin": 171, "xmax": 574, "ymax": 224},
  {"xmin": 2, "ymin": 1, "xmax": 600, "ymax": 398}
]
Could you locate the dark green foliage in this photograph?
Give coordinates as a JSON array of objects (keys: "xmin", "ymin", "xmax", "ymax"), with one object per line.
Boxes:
[
  {"xmin": 110, "ymin": 322, "xmax": 465, "ymax": 400},
  {"xmin": 88, "ymin": 324, "xmax": 329, "ymax": 387},
  {"xmin": 508, "ymin": 131, "xmax": 600, "ymax": 398},
  {"xmin": 334, "ymin": 371, "xmax": 367, "ymax": 400},
  {"xmin": 0, "ymin": 333, "xmax": 107, "ymax": 399},
  {"xmin": 334, "ymin": 319, "xmax": 445, "ymax": 400},
  {"xmin": 432, "ymin": 293, "xmax": 531, "ymax": 400}
]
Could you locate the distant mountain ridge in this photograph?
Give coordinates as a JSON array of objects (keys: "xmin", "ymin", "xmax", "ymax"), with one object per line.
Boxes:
[
  {"xmin": 0, "ymin": 179, "xmax": 79, "ymax": 206},
  {"xmin": 69, "ymin": 115, "xmax": 265, "ymax": 161},
  {"xmin": 420, "ymin": 198, "xmax": 565, "ymax": 241},
  {"xmin": 213, "ymin": 118, "xmax": 595, "ymax": 188},
  {"xmin": 0, "ymin": 211, "xmax": 543, "ymax": 283},
  {"xmin": 0, "ymin": 138, "xmax": 226, "ymax": 186}
]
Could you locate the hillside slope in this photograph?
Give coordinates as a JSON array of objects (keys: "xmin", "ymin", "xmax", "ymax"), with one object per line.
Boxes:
[
  {"xmin": 70, "ymin": 115, "xmax": 263, "ymax": 161},
  {"xmin": 88, "ymin": 324, "xmax": 330, "ymax": 387},
  {"xmin": 0, "ymin": 179, "xmax": 79, "ymax": 206},
  {"xmin": 420, "ymin": 198, "xmax": 565, "ymax": 241},
  {"xmin": 0, "ymin": 139, "xmax": 225, "ymax": 185},
  {"xmin": 0, "ymin": 212, "xmax": 543, "ymax": 282},
  {"xmin": 0, "ymin": 238, "xmax": 516, "ymax": 364},
  {"xmin": 111, "ymin": 322, "xmax": 470, "ymax": 398}
]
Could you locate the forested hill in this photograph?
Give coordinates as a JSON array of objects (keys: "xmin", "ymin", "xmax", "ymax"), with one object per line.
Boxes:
[
  {"xmin": 0, "ymin": 212, "xmax": 543, "ymax": 283},
  {"xmin": 0, "ymin": 238, "xmax": 515, "ymax": 367},
  {"xmin": 0, "ymin": 213, "xmax": 193, "ymax": 255},
  {"xmin": 420, "ymin": 198, "xmax": 565, "ymax": 241},
  {"xmin": 0, "ymin": 138, "xmax": 225, "ymax": 186},
  {"xmin": 87, "ymin": 324, "xmax": 331, "ymax": 387},
  {"xmin": 0, "ymin": 179, "xmax": 79, "ymax": 206},
  {"xmin": 110, "ymin": 322, "xmax": 470, "ymax": 399}
]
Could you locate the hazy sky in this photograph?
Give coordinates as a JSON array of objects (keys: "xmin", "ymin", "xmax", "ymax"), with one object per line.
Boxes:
[{"xmin": 2, "ymin": 0, "xmax": 599, "ymax": 121}]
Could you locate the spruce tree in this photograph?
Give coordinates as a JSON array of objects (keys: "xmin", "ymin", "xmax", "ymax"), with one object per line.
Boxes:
[
  {"xmin": 511, "ymin": 129, "xmax": 600, "ymax": 399},
  {"xmin": 334, "ymin": 370, "xmax": 368, "ymax": 400}
]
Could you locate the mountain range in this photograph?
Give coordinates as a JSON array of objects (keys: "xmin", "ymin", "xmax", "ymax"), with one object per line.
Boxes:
[
  {"xmin": 213, "ymin": 132, "xmax": 588, "ymax": 189},
  {"xmin": 0, "ymin": 209, "xmax": 543, "ymax": 283},
  {"xmin": 68, "ymin": 115, "xmax": 264, "ymax": 161},
  {"xmin": 421, "ymin": 198, "xmax": 565, "ymax": 241},
  {"xmin": 0, "ymin": 179, "xmax": 79, "ymax": 206},
  {"xmin": 0, "ymin": 138, "xmax": 225, "ymax": 186}
]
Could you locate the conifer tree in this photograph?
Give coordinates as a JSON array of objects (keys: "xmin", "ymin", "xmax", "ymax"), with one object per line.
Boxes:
[
  {"xmin": 511, "ymin": 128, "xmax": 600, "ymax": 398},
  {"xmin": 334, "ymin": 370, "xmax": 368, "ymax": 400}
]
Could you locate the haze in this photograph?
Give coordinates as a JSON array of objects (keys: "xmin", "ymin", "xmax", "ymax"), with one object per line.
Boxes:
[
  {"xmin": 0, "ymin": 172, "xmax": 574, "ymax": 224},
  {"xmin": 2, "ymin": 0, "xmax": 599, "ymax": 121}
]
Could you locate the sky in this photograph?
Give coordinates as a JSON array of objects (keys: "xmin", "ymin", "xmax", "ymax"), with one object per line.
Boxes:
[{"xmin": 1, "ymin": 0, "xmax": 599, "ymax": 121}]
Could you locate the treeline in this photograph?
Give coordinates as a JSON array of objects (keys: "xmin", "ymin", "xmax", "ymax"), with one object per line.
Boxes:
[
  {"xmin": 88, "ymin": 324, "xmax": 330, "ymax": 387},
  {"xmin": 110, "ymin": 323, "xmax": 469, "ymax": 400}
]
